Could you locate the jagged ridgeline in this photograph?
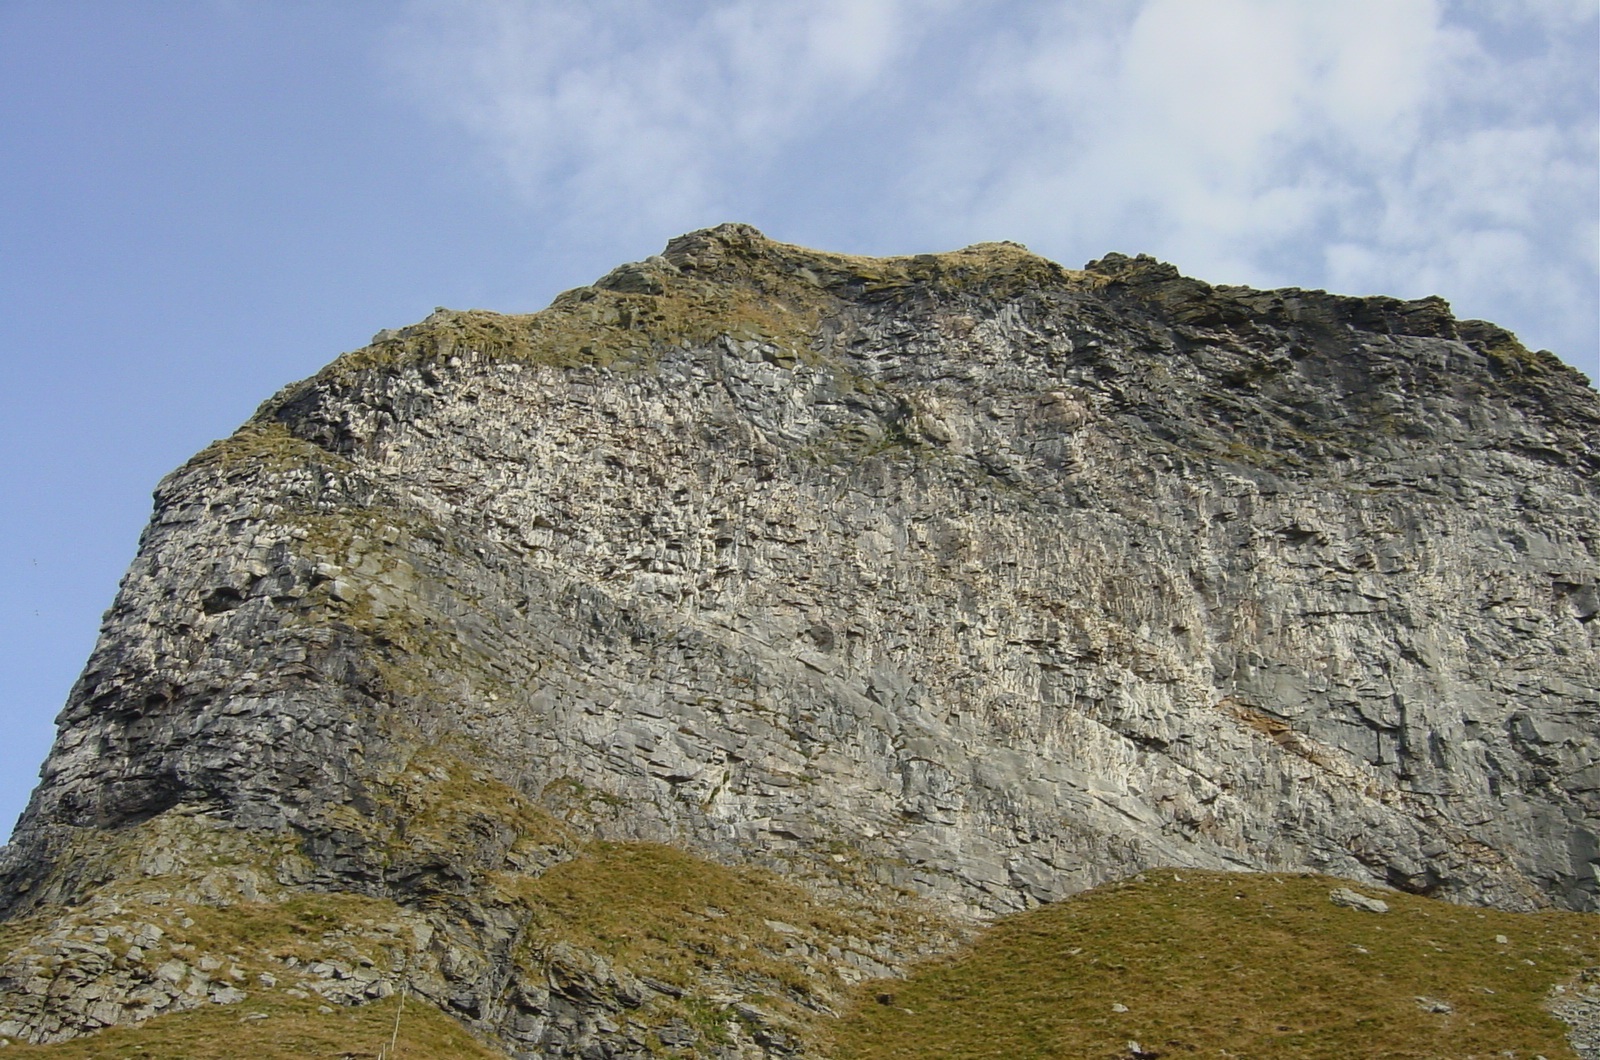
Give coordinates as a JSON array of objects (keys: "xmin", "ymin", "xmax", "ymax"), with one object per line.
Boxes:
[{"xmin": 1, "ymin": 223, "xmax": 1597, "ymax": 1057}]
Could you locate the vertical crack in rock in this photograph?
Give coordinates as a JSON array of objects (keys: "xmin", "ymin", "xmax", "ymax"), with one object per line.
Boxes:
[{"xmin": 1, "ymin": 223, "xmax": 1596, "ymax": 1055}]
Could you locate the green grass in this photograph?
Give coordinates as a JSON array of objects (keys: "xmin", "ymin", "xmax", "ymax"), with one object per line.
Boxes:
[
  {"xmin": 496, "ymin": 839, "xmax": 952, "ymax": 1048},
  {"xmin": 313, "ymin": 741, "xmax": 575, "ymax": 885},
  {"xmin": 0, "ymin": 838, "xmax": 940, "ymax": 1058},
  {"xmin": 1465, "ymin": 323, "xmax": 1557, "ymax": 381},
  {"xmin": 188, "ymin": 420, "xmax": 350, "ymax": 476},
  {"xmin": 511, "ymin": 840, "xmax": 898, "ymax": 977},
  {"xmin": 0, "ymin": 882, "xmax": 475, "ymax": 1058},
  {"xmin": 0, "ymin": 989, "xmax": 504, "ymax": 1060},
  {"xmin": 831, "ymin": 868, "xmax": 1600, "ymax": 1060},
  {"xmin": 263, "ymin": 231, "xmax": 1099, "ymax": 401},
  {"xmin": 10, "ymin": 864, "xmax": 1597, "ymax": 1058},
  {"xmin": 0, "ymin": 758, "xmax": 951, "ymax": 1059}
]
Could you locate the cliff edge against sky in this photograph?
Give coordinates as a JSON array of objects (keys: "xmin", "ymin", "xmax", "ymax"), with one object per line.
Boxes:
[{"xmin": 1, "ymin": 224, "xmax": 1596, "ymax": 1056}]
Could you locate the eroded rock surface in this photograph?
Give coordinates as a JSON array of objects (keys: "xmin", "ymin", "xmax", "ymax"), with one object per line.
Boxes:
[{"xmin": 2, "ymin": 224, "xmax": 1596, "ymax": 1055}]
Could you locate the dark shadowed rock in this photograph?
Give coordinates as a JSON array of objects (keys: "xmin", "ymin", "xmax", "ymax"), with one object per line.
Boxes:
[{"xmin": 1, "ymin": 224, "xmax": 1596, "ymax": 1055}]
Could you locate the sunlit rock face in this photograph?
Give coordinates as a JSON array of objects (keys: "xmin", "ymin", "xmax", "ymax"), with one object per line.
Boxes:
[{"xmin": 0, "ymin": 223, "xmax": 1595, "ymax": 1052}]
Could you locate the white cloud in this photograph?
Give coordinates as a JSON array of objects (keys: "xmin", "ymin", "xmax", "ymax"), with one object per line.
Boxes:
[
  {"xmin": 386, "ymin": 0, "xmax": 938, "ymax": 239},
  {"xmin": 386, "ymin": 0, "xmax": 1597, "ymax": 370}
]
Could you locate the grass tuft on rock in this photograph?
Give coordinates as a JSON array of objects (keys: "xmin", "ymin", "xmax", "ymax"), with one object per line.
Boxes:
[{"xmin": 0, "ymin": 989, "xmax": 503, "ymax": 1060}]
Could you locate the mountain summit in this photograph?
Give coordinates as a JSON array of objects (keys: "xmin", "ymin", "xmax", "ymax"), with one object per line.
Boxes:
[{"xmin": 2, "ymin": 224, "xmax": 1597, "ymax": 1056}]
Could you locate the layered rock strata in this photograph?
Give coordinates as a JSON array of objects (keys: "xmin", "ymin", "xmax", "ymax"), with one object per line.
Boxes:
[{"xmin": 2, "ymin": 224, "xmax": 1596, "ymax": 1054}]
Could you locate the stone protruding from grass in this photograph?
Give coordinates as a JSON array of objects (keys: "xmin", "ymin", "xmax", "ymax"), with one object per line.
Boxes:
[
  {"xmin": 1329, "ymin": 886, "xmax": 1390, "ymax": 914},
  {"xmin": 832, "ymin": 870, "xmax": 1600, "ymax": 1060}
]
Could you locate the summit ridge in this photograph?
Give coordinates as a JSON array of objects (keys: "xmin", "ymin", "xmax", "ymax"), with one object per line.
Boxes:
[{"xmin": 1, "ymin": 224, "xmax": 1597, "ymax": 1056}]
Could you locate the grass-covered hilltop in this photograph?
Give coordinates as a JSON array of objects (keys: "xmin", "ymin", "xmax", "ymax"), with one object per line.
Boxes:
[
  {"xmin": 2, "ymin": 225, "xmax": 1597, "ymax": 1057},
  {"xmin": 2, "ymin": 864, "xmax": 1597, "ymax": 1058}
]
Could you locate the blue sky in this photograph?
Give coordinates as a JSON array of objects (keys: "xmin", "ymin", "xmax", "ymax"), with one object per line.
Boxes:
[{"xmin": 2, "ymin": 1, "xmax": 1596, "ymax": 841}]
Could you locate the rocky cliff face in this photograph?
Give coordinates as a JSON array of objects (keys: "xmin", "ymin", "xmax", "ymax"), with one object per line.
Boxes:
[{"xmin": 2, "ymin": 224, "xmax": 1597, "ymax": 1055}]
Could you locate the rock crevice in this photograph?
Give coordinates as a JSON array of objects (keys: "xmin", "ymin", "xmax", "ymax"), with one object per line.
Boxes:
[{"xmin": 2, "ymin": 224, "xmax": 1596, "ymax": 1055}]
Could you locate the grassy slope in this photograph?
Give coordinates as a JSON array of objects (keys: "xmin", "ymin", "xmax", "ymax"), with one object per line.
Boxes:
[
  {"xmin": 9, "ymin": 867, "xmax": 1596, "ymax": 1059},
  {"xmin": 831, "ymin": 869, "xmax": 1600, "ymax": 1060},
  {"xmin": 0, "ymin": 990, "xmax": 500, "ymax": 1060},
  {"xmin": 0, "ymin": 832, "xmax": 946, "ymax": 1059}
]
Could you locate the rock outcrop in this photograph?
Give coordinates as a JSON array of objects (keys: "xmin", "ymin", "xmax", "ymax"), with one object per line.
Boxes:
[{"xmin": 1, "ymin": 223, "xmax": 1596, "ymax": 1055}]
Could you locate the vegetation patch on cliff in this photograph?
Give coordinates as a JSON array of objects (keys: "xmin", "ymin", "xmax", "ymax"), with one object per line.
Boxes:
[
  {"xmin": 290, "ymin": 227, "xmax": 1102, "ymax": 395},
  {"xmin": 833, "ymin": 868, "xmax": 1600, "ymax": 1059},
  {"xmin": 187, "ymin": 419, "xmax": 356, "ymax": 477},
  {"xmin": 497, "ymin": 840, "xmax": 957, "ymax": 1051},
  {"xmin": 0, "ymin": 988, "xmax": 503, "ymax": 1060}
]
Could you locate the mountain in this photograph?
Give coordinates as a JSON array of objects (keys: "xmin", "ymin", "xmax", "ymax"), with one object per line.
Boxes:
[{"xmin": 1, "ymin": 223, "xmax": 1597, "ymax": 1057}]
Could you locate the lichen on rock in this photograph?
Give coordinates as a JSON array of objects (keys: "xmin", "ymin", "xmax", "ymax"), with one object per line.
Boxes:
[{"xmin": 1, "ymin": 223, "xmax": 1597, "ymax": 1056}]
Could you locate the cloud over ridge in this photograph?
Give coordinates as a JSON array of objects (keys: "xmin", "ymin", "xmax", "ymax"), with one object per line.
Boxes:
[{"xmin": 389, "ymin": 0, "xmax": 1598, "ymax": 367}]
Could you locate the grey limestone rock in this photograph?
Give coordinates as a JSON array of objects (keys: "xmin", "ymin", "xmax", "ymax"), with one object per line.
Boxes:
[
  {"xmin": 1, "ymin": 223, "xmax": 1597, "ymax": 1055},
  {"xmin": 1551, "ymin": 967, "xmax": 1600, "ymax": 1059},
  {"xmin": 1328, "ymin": 887, "xmax": 1390, "ymax": 914}
]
